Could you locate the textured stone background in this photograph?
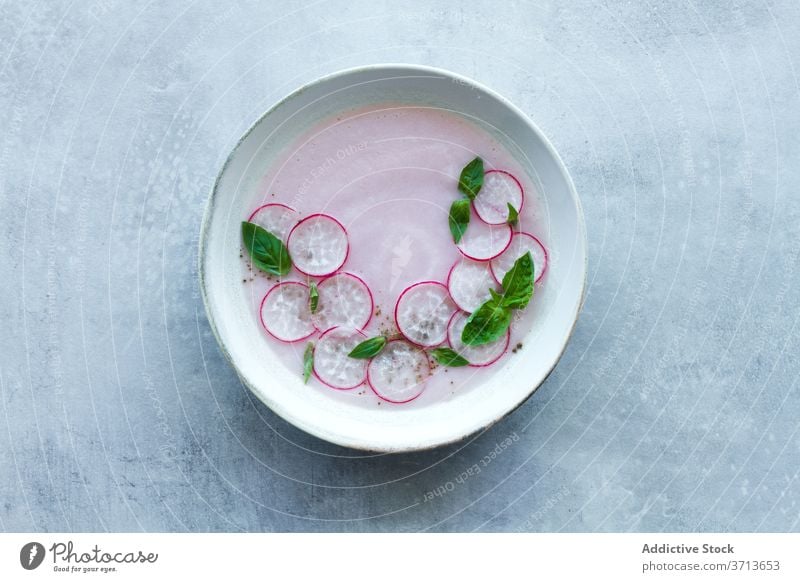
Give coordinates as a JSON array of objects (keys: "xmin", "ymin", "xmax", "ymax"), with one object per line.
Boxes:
[{"xmin": 1, "ymin": 0, "xmax": 798, "ymax": 532}]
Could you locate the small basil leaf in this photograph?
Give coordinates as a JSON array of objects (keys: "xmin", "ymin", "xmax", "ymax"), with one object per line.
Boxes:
[
  {"xmin": 449, "ymin": 198, "xmax": 471, "ymax": 244},
  {"xmin": 458, "ymin": 157, "xmax": 484, "ymax": 200},
  {"xmin": 241, "ymin": 221, "xmax": 292, "ymax": 276},
  {"xmin": 501, "ymin": 251, "xmax": 534, "ymax": 310},
  {"xmin": 461, "ymin": 298, "xmax": 512, "ymax": 346},
  {"xmin": 507, "ymin": 203, "xmax": 519, "ymax": 225},
  {"xmin": 309, "ymin": 282, "xmax": 319, "ymax": 313},
  {"xmin": 348, "ymin": 336, "xmax": 387, "ymax": 359},
  {"xmin": 430, "ymin": 347, "xmax": 469, "ymax": 367},
  {"xmin": 303, "ymin": 342, "xmax": 314, "ymax": 384}
]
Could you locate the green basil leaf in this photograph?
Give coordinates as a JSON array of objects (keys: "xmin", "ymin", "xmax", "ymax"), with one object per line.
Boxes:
[
  {"xmin": 458, "ymin": 156, "xmax": 484, "ymax": 200},
  {"xmin": 303, "ymin": 342, "xmax": 314, "ymax": 384},
  {"xmin": 430, "ymin": 347, "xmax": 469, "ymax": 367},
  {"xmin": 461, "ymin": 298, "xmax": 512, "ymax": 346},
  {"xmin": 507, "ymin": 203, "xmax": 519, "ymax": 225},
  {"xmin": 448, "ymin": 198, "xmax": 471, "ymax": 244},
  {"xmin": 241, "ymin": 221, "xmax": 292, "ymax": 276},
  {"xmin": 501, "ymin": 251, "xmax": 534, "ymax": 310},
  {"xmin": 348, "ymin": 336, "xmax": 387, "ymax": 359},
  {"xmin": 309, "ymin": 282, "xmax": 319, "ymax": 313}
]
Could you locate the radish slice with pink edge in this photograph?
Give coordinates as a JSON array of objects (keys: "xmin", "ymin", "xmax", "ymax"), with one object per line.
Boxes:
[
  {"xmin": 367, "ymin": 340, "xmax": 430, "ymax": 404},
  {"xmin": 491, "ymin": 232, "xmax": 548, "ymax": 285},
  {"xmin": 456, "ymin": 212, "xmax": 512, "ymax": 261},
  {"xmin": 446, "ymin": 258, "xmax": 501, "ymax": 313},
  {"xmin": 447, "ymin": 311, "xmax": 510, "ymax": 367},
  {"xmin": 259, "ymin": 281, "xmax": 315, "ymax": 342},
  {"xmin": 287, "ymin": 213, "xmax": 349, "ymax": 277},
  {"xmin": 472, "ymin": 170, "xmax": 524, "ymax": 225},
  {"xmin": 247, "ymin": 203, "xmax": 298, "ymax": 242},
  {"xmin": 312, "ymin": 327, "xmax": 368, "ymax": 390},
  {"xmin": 394, "ymin": 281, "xmax": 457, "ymax": 347},
  {"xmin": 312, "ymin": 272, "xmax": 373, "ymax": 331}
]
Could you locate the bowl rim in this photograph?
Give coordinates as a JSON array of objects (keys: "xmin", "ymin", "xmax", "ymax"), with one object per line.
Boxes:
[{"xmin": 198, "ymin": 63, "xmax": 588, "ymax": 453}]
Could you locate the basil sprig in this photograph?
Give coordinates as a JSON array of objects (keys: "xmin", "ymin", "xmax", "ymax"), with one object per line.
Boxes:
[
  {"xmin": 458, "ymin": 157, "xmax": 484, "ymax": 200},
  {"xmin": 241, "ymin": 221, "xmax": 292, "ymax": 276},
  {"xmin": 303, "ymin": 342, "xmax": 314, "ymax": 384},
  {"xmin": 500, "ymin": 251, "xmax": 534, "ymax": 310},
  {"xmin": 309, "ymin": 282, "xmax": 319, "ymax": 313},
  {"xmin": 507, "ymin": 203, "xmax": 519, "ymax": 226},
  {"xmin": 348, "ymin": 336, "xmax": 387, "ymax": 359},
  {"xmin": 448, "ymin": 157, "xmax": 485, "ymax": 244},
  {"xmin": 430, "ymin": 347, "xmax": 469, "ymax": 367},
  {"xmin": 461, "ymin": 252, "xmax": 535, "ymax": 346},
  {"xmin": 448, "ymin": 199, "xmax": 471, "ymax": 244},
  {"xmin": 460, "ymin": 290, "xmax": 514, "ymax": 346}
]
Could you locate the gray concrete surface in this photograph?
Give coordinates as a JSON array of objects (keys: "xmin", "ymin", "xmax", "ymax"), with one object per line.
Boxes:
[{"xmin": 1, "ymin": 0, "xmax": 799, "ymax": 532}]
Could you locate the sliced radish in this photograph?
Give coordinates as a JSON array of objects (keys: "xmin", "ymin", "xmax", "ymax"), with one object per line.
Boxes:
[
  {"xmin": 456, "ymin": 212, "xmax": 512, "ymax": 261},
  {"xmin": 367, "ymin": 340, "xmax": 430, "ymax": 403},
  {"xmin": 491, "ymin": 232, "xmax": 548, "ymax": 285},
  {"xmin": 312, "ymin": 272, "xmax": 373, "ymax": 331},
  {"xmin": 312, "ymin": 327, "xmax": 368, "ymax": 390},
  {"xmin": 446, "ymin": 259, "xmax": 500, "ymax": 313},
  {"xmin": 247, "ymin": 203, "xmax": 298, "ymax": 242},
  {"xmin": 394, "ymin": 281, "xmax": 457, "ymax": 347},
  {"xmin": 473, "ymin": 170, "xmax": 524, "ymax": 225},
  {"xmin": 447, "ymin": 311, "xmax": 509, "ymax": 367},
  {"xmin": 259, "ymin": 282, "xmax": 315, "ymax": 342},
  {"xmin": 287, "ymin": 213, "xmax": 349, "ymax": 277}
]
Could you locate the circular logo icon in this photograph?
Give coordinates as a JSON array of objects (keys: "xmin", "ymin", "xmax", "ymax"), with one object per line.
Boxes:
[{"xmin": 20, "ymin": 542, "xmax": 45, "ymax": 570}]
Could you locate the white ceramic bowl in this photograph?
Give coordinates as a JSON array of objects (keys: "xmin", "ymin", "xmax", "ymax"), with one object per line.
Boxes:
[{"xmin": 199, "ymin": 64, "xmax": 587, "ymax": 452}]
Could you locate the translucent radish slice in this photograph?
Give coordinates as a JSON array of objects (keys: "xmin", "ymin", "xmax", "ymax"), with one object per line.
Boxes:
[
  {"xmin": 456, "ymin": 214, "xmax": 512, "ymax": 261},
  {"xmin": 446, "ymin": 259, "xmax": 500, "ymax": 313},
  {"xmin": 287, "ymin": 214, "xmax": 349, "ymax": 277},
  {"xmin": 367, "ymin": 340, "xmax": 430, "ymax": 403},
  {"xmin": 312, "ymin": 272, "xmax": 373, "ymax": 332},
  {"xmin": 473, "ymin": 170, "xmax": 524, "ymax": 225},
  {"xmin": 394, "ymin": 281, "xmax": 457, "ymax": 347},
  {"xmin": 247, "ymin": 203, "xmax": 299, "ymax": 242},
  {"xmin": 312, "ymin": 327, "xmax": 368, "ymax": 390},
  {"xmin": 491, "ymin": 232, "xmax": 548, "ymax": 285},
  {"xmin": 447, "ymin": 311, "xmax": 509, "ymax": 367},
  {"xmin": 259, "ymin": 282, "xmax": 315, "ymax": 342}
]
